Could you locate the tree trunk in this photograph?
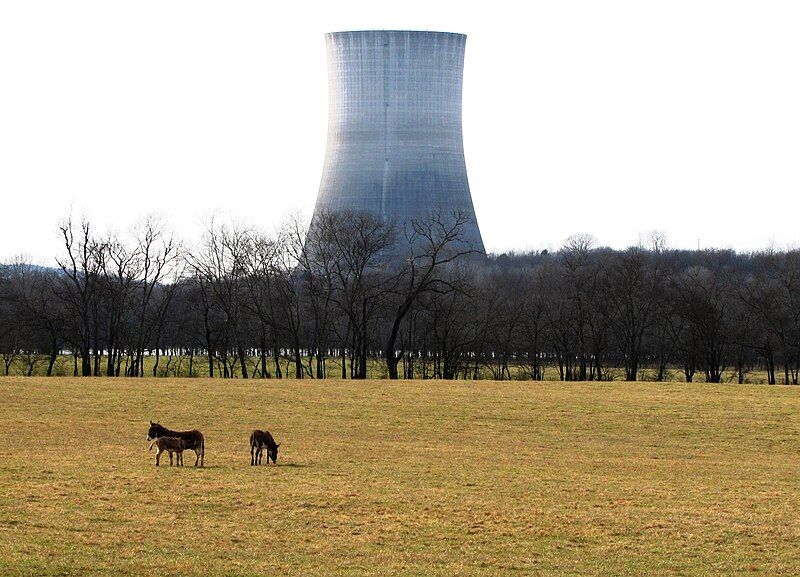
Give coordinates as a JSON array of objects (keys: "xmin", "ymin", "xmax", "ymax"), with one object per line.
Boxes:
[
  {"xmin": 81, "ymin": 340, "xmax": 91, "ymax": 377},
  {"xmin": 273, "ymin": 348, "xmax": 282, "ymax": 379},
  {"xmin": 238, "ymin": 344, "xmax": 248, "ymax": 379},
  {"xmin": 293, "ymin": 345, "xmax": 303, "ymax": 379},
  {"xmin": 152, "ymin": 348, "xmax": 160, "ymax": 377},
  {"xmin": 260, "ymin": 342, "xmax": 268, "ymax": 378},
  {"xmin": 47, "ymin": 334, "xmax": 58, "ymax": 377}
]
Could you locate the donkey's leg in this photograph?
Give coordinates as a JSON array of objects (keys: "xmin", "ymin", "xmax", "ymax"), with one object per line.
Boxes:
[
  {"xmin": 250, "ymin": 444, "xmax": 255, "ymax": 466},
  {"xmin": 155, "ymin": 449, "xmax": 161, "ymax": 467},
  {"xmin": 194, "ymin": 448, "xmax": 200, "ymax": 467},
  {"xmin": 169, "ymin": 452, "xmax": 174, "ymax": 466}
]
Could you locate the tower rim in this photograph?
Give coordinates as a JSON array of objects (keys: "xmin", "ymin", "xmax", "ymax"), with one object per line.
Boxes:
[{"xmin": 326, "ymin": 30, "xmax": 466, "ymax": 39}]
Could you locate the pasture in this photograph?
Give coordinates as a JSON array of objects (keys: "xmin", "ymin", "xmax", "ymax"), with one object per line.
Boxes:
[{"xmin": 0, "ymin": 378, "xmax": 798, "ymax": 576}]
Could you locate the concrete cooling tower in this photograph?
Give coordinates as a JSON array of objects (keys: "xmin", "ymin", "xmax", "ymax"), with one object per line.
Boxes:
[{"xmin": 313, "ymin": 30, "xmax": 485, "ymax": 252}]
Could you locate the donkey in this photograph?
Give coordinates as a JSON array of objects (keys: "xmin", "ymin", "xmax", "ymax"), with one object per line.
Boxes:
[
  {"xmin": 149, "ymin": 436, "xmax": 186, "ymax": 467},
  {"xmin": 250, "ymin": 429, "xmax": 280, "ymax": 465},
  {"xmin": 147, "ymin": 421, "xmax": 205, "ymax": 466}
]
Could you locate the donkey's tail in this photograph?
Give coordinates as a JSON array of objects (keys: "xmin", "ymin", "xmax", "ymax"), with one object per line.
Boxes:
[{"xmin": 201, "ymin": 436, "xmax": 205, "ymax": 466}]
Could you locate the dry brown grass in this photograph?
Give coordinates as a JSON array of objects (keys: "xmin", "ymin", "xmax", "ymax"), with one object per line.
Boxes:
[{"xmin": 0, "ymin": 377, "xmax": 798, "ymax": 576}]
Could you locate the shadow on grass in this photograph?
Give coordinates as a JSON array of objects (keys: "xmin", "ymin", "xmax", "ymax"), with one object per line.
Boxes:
[
  {"xmin": 248, "ymin": 462, "xmax": 308, "ymax": 468},
  {"xmin": 149, "ymin": 463, "xmax": 309, "ymax": 470}
]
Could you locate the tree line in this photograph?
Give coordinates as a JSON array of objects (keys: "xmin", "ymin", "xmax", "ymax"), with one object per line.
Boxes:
[{"xmin": 0, "ymin": 212, "xmax": 798, "ymax": 384}]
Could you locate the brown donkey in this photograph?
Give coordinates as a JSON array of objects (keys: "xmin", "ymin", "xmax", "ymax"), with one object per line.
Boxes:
[
  {"xmin": 147, "ymin": 421, "xmax": 205, "ymax": 466},
  {"xmin": 149, "ymin": 436, "xmax": 186, "ymax": 466},
  {"xmin": 250, "ymin": 430, "xmax": 280, "ymax": 465}
]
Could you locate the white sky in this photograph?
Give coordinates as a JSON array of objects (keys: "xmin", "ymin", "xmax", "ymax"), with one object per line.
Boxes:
[{"xmin": 1, "ymin": 1, "xmax": 798, "ymax": 262}]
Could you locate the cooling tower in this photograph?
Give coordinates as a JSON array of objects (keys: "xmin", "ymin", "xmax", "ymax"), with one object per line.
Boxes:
[{"xmin": 313, "ymin": 30, "xmax": 485, "ymax": 252}]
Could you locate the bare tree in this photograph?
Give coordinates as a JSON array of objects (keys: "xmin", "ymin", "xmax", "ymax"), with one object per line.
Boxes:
[
  {"xmin": 187, "ymin": 219, "xmax": 249, "ymax": 378},
  {"xmin": 97, "ymin": 232, "xmax": 140, "ymax": 376},
  {"xmin": 672, "ymin": 260, "xmax": 734, "ymax": 383},
  {"xmin": 290, "ymin": 214, "xmax": 338, "ymax": 379},
  {"xmin": 56, "ymin": 216, "xmax": 104, "ymax": 376},
  {"xmin": 605, "ymin": 247, "xmax": 668, "ymax": 381},
  {"xmin": 127, "ymin": 216, "xmax": 181, "ymax": 377},
  {"xmin": 322, "ymin": 211, "xmax": 396, "ymax": 379},
  {"xmin": 384, "ymin": 211, "xmax": 480, "ymax": 379}
]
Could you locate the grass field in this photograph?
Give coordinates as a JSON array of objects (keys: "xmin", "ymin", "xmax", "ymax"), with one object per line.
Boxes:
[
  {"xmin": 4, "ymin": 352, "xmax": 784, "ymax": 384},
  {"xmin": 0, "ymin": 378, "xmax": 798, "ymax": 576}
]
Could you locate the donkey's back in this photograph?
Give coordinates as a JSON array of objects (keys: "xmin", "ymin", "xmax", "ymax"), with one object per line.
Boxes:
[{"xmin": 250, "ymin": 429, "xmax": 276, "ymax": 448}]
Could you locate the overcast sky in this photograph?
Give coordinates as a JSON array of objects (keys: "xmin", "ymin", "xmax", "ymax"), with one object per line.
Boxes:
[{"xmin": 1, "ymin": 1, "xmax": 798, "ymax": 262}]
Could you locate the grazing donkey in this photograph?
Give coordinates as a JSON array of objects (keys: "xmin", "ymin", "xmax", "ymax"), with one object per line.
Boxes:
[
  {"xmin": 149, "ymin": 436, "xmax": 186, "ymax": 467},
  {"xmin": 147, "ymin": 421, "xmax": 205, "ymax": 466},
  {"xmin": 250, "ymin": 430, "xmax": 280, "ymax": 465}
]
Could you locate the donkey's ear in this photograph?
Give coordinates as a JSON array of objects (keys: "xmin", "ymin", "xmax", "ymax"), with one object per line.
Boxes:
[{"xmin": 277, "ymin": 443, "xmax": 281, "ymax": 447}]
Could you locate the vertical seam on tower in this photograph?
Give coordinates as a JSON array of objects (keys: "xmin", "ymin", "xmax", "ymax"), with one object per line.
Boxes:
[{"xmin": 381, "ymin": 31, "xmax": 389, "ymax": 223}]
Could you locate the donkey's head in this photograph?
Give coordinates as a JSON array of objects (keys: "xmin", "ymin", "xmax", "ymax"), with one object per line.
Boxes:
[
  {"xmin": 269, "ymin": 443, "xmax": 281, "ymax": 464},
  {"xmin": 146, "ymin": 421, "xmax": 162, "ymax": 441}
]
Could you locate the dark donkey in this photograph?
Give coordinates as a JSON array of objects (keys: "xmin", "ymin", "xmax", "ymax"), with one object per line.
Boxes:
[
  {"xmin": 250, "ymin": 430, "xmax": 280, "ymax": 465},
  {"xmin": 147, "ymin": 421, "xmax": 205, "ymax": 466}
]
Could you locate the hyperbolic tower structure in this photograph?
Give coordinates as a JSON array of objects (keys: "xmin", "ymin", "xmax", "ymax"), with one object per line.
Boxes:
[{"xmin": 313, "ymin": 30, "xmax": 485, "ymax": 251}]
